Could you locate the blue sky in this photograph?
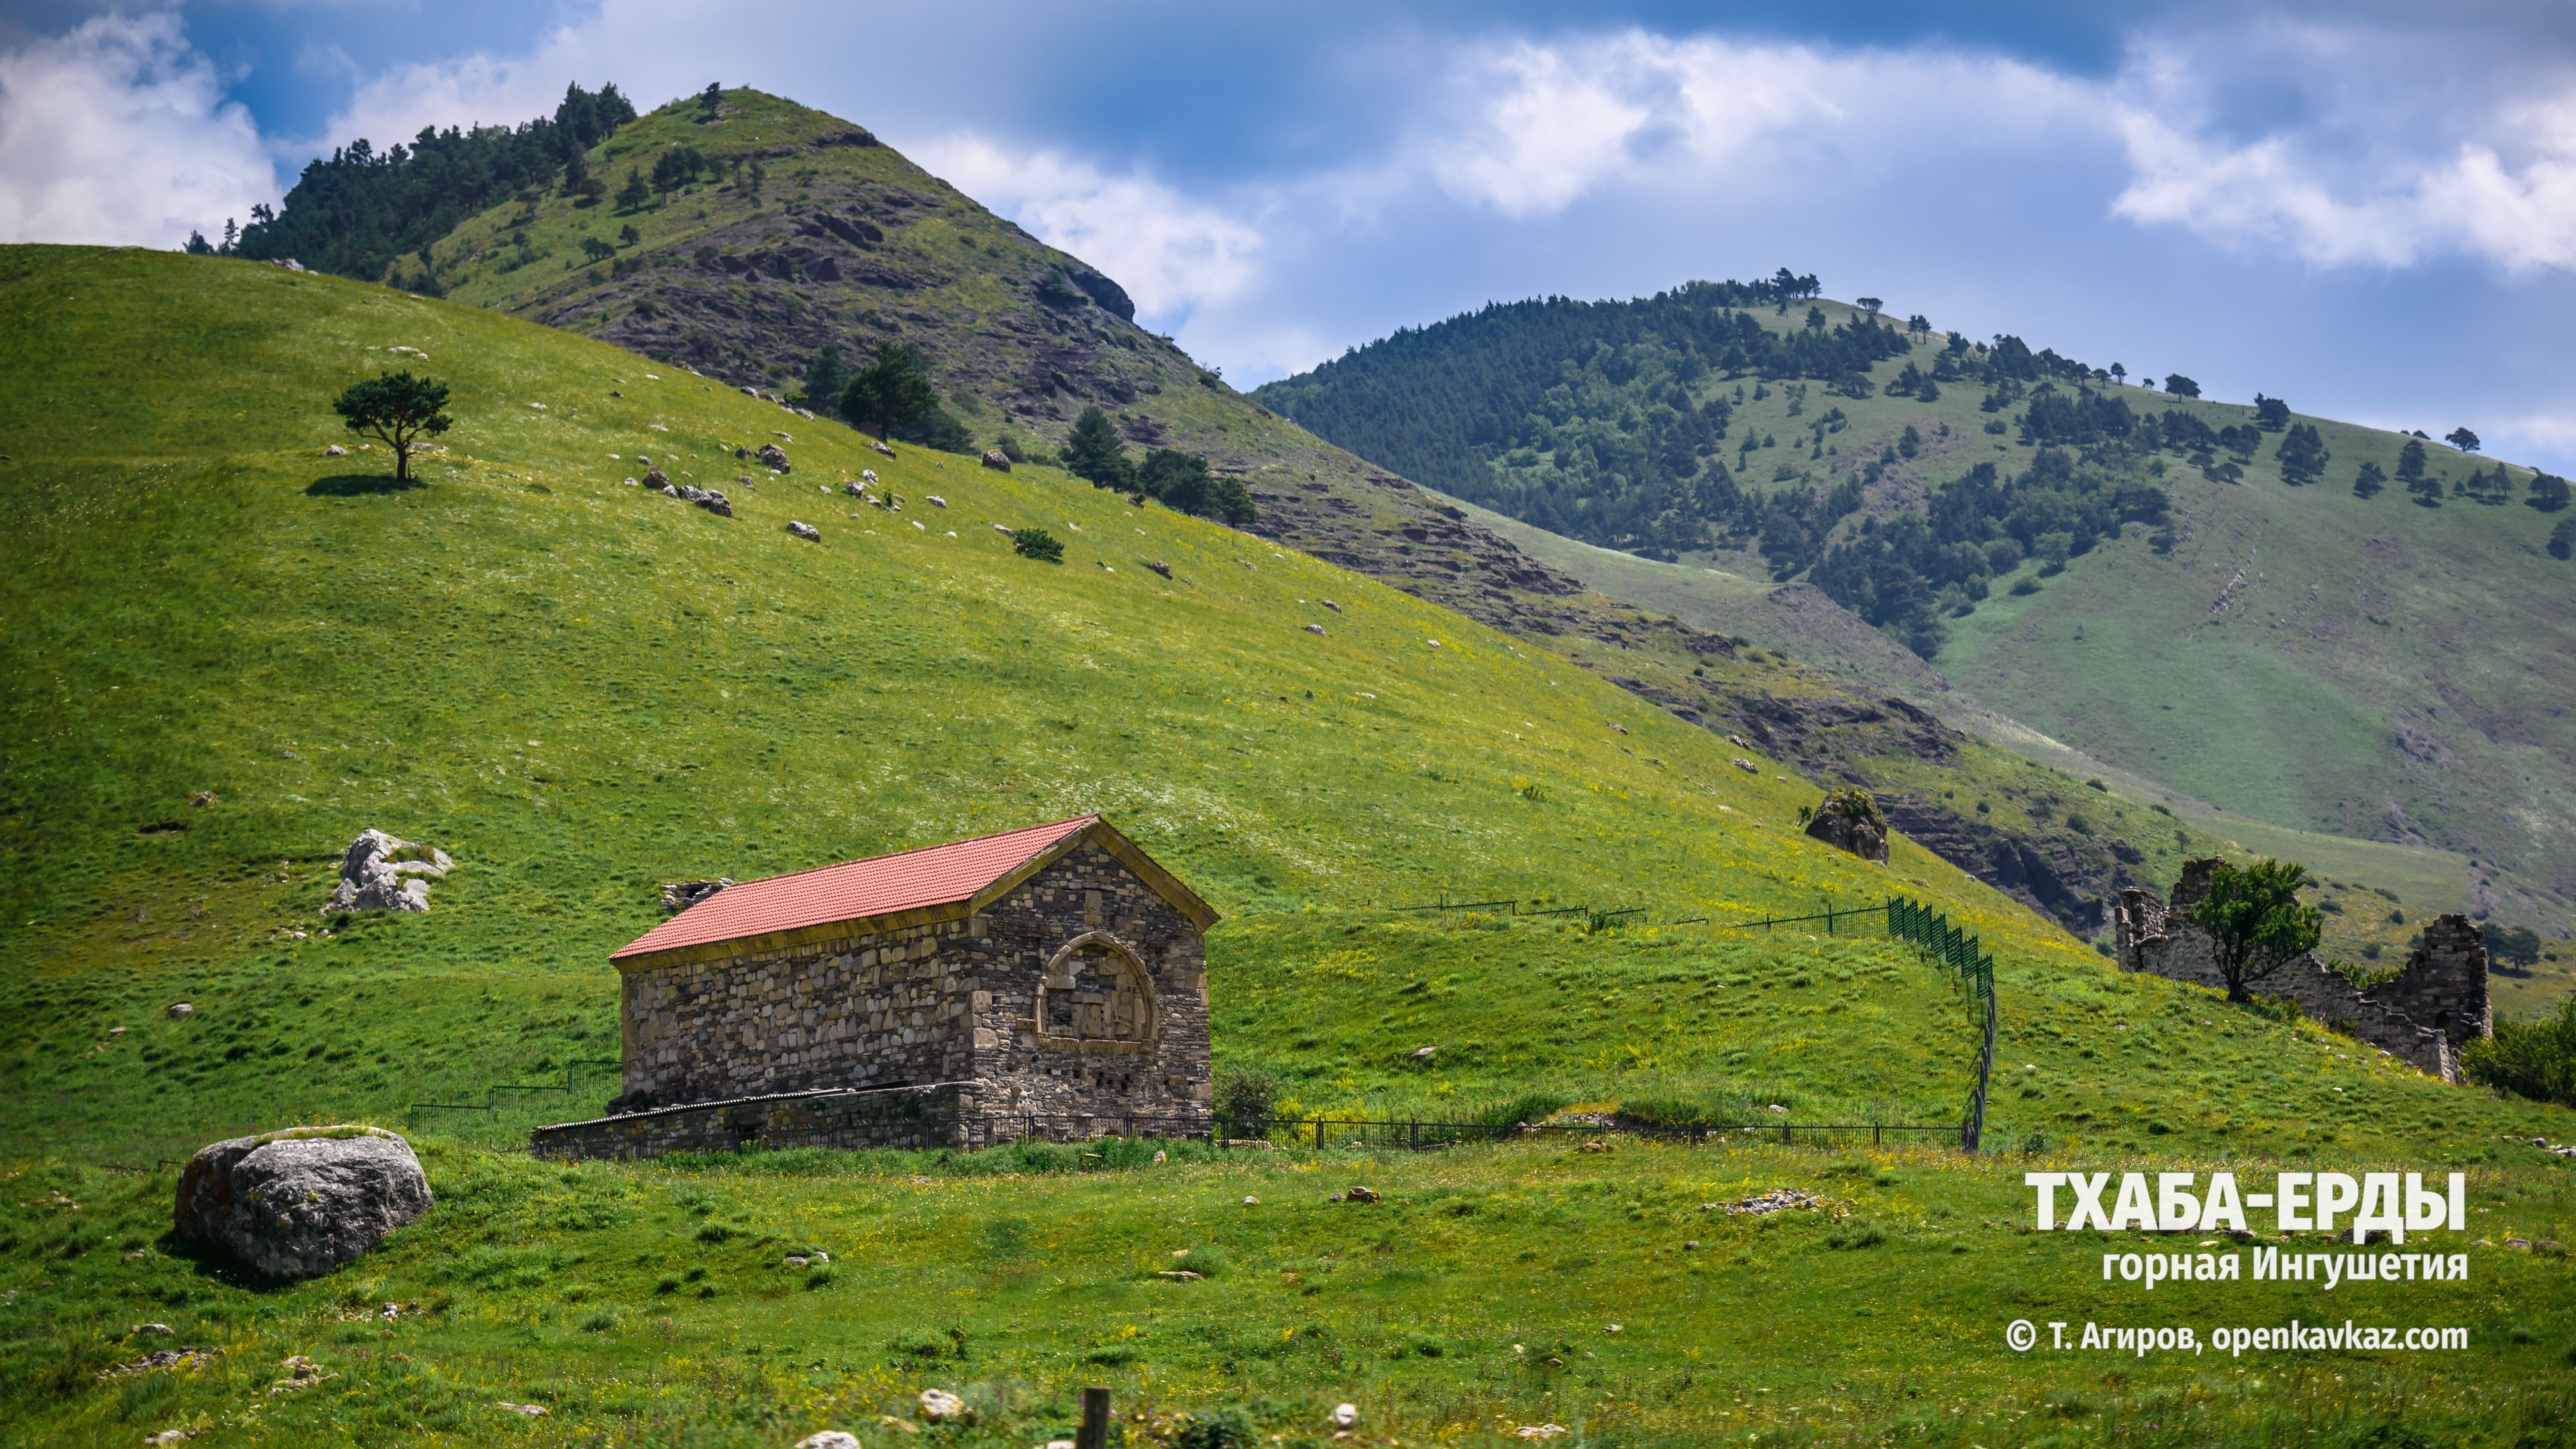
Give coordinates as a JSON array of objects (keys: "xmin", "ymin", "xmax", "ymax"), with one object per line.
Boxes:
[{"xmin": 7, "ymin": 1, "xmax": 2576, "ymax": 470}]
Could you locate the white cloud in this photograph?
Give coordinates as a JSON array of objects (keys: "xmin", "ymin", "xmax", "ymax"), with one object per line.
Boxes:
[
  {"xmin": 1413, "ymin": 32, "xmax": 2107, "ymax": 220},
  {"xmin": 915, "ymin": 133, "xmax": 1266, "ymax": 325},
  {"xmin": 2108, "ymin": 28, "xmax": 2576, "ymax": 273},
  {"xmin": 0, "ymin": 11, "xmax": 274, "ymax": 247}
]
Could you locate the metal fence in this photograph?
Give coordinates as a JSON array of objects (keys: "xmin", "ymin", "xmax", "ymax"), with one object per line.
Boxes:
[
  {"xmin": 1385, "ymin": 892, "xmax": 2004, "ymax": 1153},
  {"xmin": 406, "ymin": 1059, "xmax": 623, "ymax": 1133}
]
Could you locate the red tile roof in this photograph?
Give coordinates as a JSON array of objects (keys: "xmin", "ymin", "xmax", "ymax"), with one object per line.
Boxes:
[{"xmin": 610, "ymin": 815, "xmax": 1099, "ymax": 962}]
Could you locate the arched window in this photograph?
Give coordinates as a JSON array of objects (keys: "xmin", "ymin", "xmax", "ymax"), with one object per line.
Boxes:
[{"xmin": 1039, "ymin": 933, "xmax": 1158, "ymax": 1044}]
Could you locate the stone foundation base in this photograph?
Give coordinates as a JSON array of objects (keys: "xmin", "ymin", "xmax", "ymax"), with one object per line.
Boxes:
[{"xmin": 530, "ymin": 1082, "xmax": 1213, "ymax": 1162}]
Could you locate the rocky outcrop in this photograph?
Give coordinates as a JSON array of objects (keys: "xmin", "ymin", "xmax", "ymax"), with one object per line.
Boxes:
[
  {"xmin": 1874, "ymin": 793, "xmax": 2135, "ymax": 935},
  {"xmin": 673, "ymin": 484, "xmax": 732, "ymax": 517},
  {"xmin": 755, "ymin": 443, "xmax": 790, "ymax": 473},
  {"xmin": 1804, "ymin": 790, "xmax": 1889, "ymax": 862},
  {"xmin": 2112, "ymin": 860, "xmax": 2489, "ymax": 1081},
  {"xmin": 326, "ymin": 829, "xmax": 449, "ymax": 914},
  {"xmin": 661, "ymin": 879, "xmax": 731, "ymax": 915},
  {"xmin": 980, "ymin": 449, "xmax": 1012, "ymax": 472},
  {"xmin": 173, "ymin": 1127, "xmax": 432, "ymax": 1277}
]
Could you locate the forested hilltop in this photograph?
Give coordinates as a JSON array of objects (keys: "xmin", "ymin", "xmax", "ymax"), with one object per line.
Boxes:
[{"xmin": 1255, "ymin": 283, "xmax": 2576, "ymax": 945}]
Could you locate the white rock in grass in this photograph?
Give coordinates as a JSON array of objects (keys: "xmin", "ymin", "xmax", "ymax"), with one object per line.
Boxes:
[
  {"xmin": 1331, "ymin": 1403, "xmax": 1358, "ymax": 1428},
  {"xmin": 794, "ymin": 1434, "xmax": 859, "ymax": 1449},
  {"xmin": 917, "ymin": 1389, "xmax": 967, "ymax": 1421}
]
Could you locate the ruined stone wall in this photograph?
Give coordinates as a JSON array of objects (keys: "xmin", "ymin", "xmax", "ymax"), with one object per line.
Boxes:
[
  {"xmin": 615, "ymin": 839, "xmax": 1212, "ymax": 1132},
  {"xmin": 965, "ymin": 843, "xmax": 1212, "ymax": 1134},
  {"xmin": 532, "ymin": 1083, "xmax": 974, "ymax": 1161},
  {"xmin": 2112, "ymin": 861, "xmax": 2488, "ymax": 1083},
  {"xmin": 2362, "ymin": 914, "xmax": 2491, "ymax": 1045}
]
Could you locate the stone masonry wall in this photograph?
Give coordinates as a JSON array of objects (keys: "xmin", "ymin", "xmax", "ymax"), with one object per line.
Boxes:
[
  {"xmin": 621, "ymin": 916, "xmax": 979, "ymax": 1105},
  {"xmin": 966, "ymin": 843, "xmax": 1213, "ymax": 1134},
  {"xmin": 2112, "ymin": 859, "xmax": 2489, "ymax": 1083},
  {"xmin": 615, "ymin": 836, "xmax": 1211, "ymax": 1136},
  {"xmin": 531, "ymin": 1083, "xmax": 973, "ymax": 1161}
]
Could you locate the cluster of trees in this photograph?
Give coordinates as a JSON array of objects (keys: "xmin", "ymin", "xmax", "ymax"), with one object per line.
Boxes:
[
  {"xmin": 1061, "ymin": 407, "xmax": 1256, "ymax": 525},
  {"xmin": 193, "ymin": 83, "xmax": 639, "ymax": 286},
  {"xmin": 793, "ymin": 350, "xmax": 1252, "ymax": 528},
  {"xmin": 1250, "ymin": 279, "xmax": 2147, "ymax": 563},
  {"xmin": 1806, "ymin": 453, "xmax": 2169, "ymax": 656}
]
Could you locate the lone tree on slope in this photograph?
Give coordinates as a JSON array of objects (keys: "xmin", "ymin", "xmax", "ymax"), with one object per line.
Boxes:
[
  {"xmin": 2163, "ymin": 373, "xmax": 2200, "ymax": 398},
  {"xmin": 331, "ymin": 371, "xmax": 452, "ymax": 486},
  {"xmin": 1061, "ymin": 405, "xmax": 1134, "ymax": 488},
  {"xmin": 840, "ymin": 342, "xmax": 936, "ymax": 439},
  {"xmin": 2190, "ymin": 857, "xmax": 2323, "ymax": 1002},
  {"xmin": 2446, "ymin": 426, "xmax": 2482, "ymax": 453}
]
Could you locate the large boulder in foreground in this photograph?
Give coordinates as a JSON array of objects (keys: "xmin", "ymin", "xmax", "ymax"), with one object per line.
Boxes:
[
  {"xmin": 327, "ymin": 828, "xmax": 451, "ymax": 914},
  {"xmin": 174, "ymin": 1126, "xmax": 431, "ymax": 1277}
]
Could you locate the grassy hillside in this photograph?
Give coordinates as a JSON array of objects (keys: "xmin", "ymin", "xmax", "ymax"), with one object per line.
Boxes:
[
  {"xmin": 6, "ymin": 245, "xmax": 2576, "ymax": 1448},
  {"xmin": 417, "ymin": 87, "xmax": 1625, "ymax": 648},
  {"xmin": 264, "ymin": 87, "xmax": 2267, "ymax": 941},
  {"xmin": 1254, "ymin": 294, "xmax": 2576, "ymax": 949},
  {"xmin": 1436, "ymin": 494, "xmax": 2554, "ymax": 982},
  {"xmin": 1, "ymin": 242, "xmax": 2069, "ymax": 1163}
]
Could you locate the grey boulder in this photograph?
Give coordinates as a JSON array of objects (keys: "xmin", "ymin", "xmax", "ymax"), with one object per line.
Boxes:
[
  {"xmin": 327, "ymin": 828, "xmax": 450, "ymax": 914},
  {"xmin": 788, "ymin": 520, "xmax": 821, "ymax": 541},
  {"xmin": 674, "ymin": 484, "xmax": 733, "ymax": 517},
  {"xmin": 172, "ymin": 1126, "xmax": 431, "ymax": 1278}
]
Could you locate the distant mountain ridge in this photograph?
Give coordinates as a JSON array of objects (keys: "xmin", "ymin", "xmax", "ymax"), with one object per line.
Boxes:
[{"xmin": 1254, "ymin": 288, "xmax": 2576, "ymax": 943}]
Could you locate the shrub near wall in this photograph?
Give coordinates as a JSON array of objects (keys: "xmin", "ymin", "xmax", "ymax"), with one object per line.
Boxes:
[{"xmin": 2464, "ymin": 997, "xmax": 2576, "ymax": 1108}]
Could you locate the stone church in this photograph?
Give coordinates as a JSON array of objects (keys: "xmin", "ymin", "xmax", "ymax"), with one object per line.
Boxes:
[{"xmin": 535, "ymin": 815, "xmax": 1216, "ymax": 1159}]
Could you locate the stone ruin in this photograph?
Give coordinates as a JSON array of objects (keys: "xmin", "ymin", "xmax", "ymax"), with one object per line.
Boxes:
[{"xmin": 2112, "ymin": 858, "xmax": 2490, "ymax": 1082}]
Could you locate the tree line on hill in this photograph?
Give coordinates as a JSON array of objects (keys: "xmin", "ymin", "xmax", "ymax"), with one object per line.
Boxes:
[
  {"xmin": 798, "ymin": 343, "xmax": 1254, "ymax": 527},
  {"xmin": 1255, "ymin": 276, "xmax": 2574, "ymax": 657},
  {"xmin": 186, "ymin": 82, "xmax": 642, "ymax": 290}
]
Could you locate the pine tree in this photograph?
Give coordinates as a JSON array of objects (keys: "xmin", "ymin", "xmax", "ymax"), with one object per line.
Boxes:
[
  {"xmin": 2552, "ymin": 516, "xmax": 2575, "ymax": 560},
  {"xmin": 2275, "ymin": 423, "xmax": 2328, "ymax": 485},
  {"xmin": 802, "ymin": 343, "xmax": 850, "ymax": 416},
  {"xmin": 2396, "ymin": 437, "xmax": 2428, "ymax": 482},
  {"xmin": 1061, "ymin": 406, "xmax": 1133, "ymax": 488},
  {"xmin": 616, "ymin": 168, "xmax": 651, "ymax": 212},
  {"xmin": 2352, "ymin": 460, "xmax": 2386, "ymax": 499},
  {"xmin": 841, "ymin": 343, "xmax": 936, "ymax": 439}
]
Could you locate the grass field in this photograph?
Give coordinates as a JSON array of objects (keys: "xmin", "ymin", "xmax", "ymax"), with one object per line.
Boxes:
[
  {"xmin": 7, "ymin": 245, "xmax": 2576, "ymax": 1447},
  {"xmin": 8, "ymin": 1132, "xmax": 2576, "ymax": 1448}
]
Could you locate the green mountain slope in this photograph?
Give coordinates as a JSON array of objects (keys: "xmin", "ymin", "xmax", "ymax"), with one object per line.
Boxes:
[
  {"xmin": 1253, "ymin": 291, "xmax": 2576, "ymax": 945},
  {"xmin": 1, "ymin": 243, "xmax": 2078, "ymax": 1162},
  {"xmin": 6, "ymin": 246, "xmax": 2576, "ymax": 1449},
  {"xmin": 323, "ymin": 87, "xmax": 2242, "ymax": 936}
]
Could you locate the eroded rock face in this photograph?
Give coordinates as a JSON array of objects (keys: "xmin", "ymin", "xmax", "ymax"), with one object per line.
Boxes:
[
  {"xmin": 172, "ymin": 1127, "xmax": 431, "ymax": 1278},
  {"xmin": 327, "ymin": 829, "xmax": 450, "ymax": 914}
]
